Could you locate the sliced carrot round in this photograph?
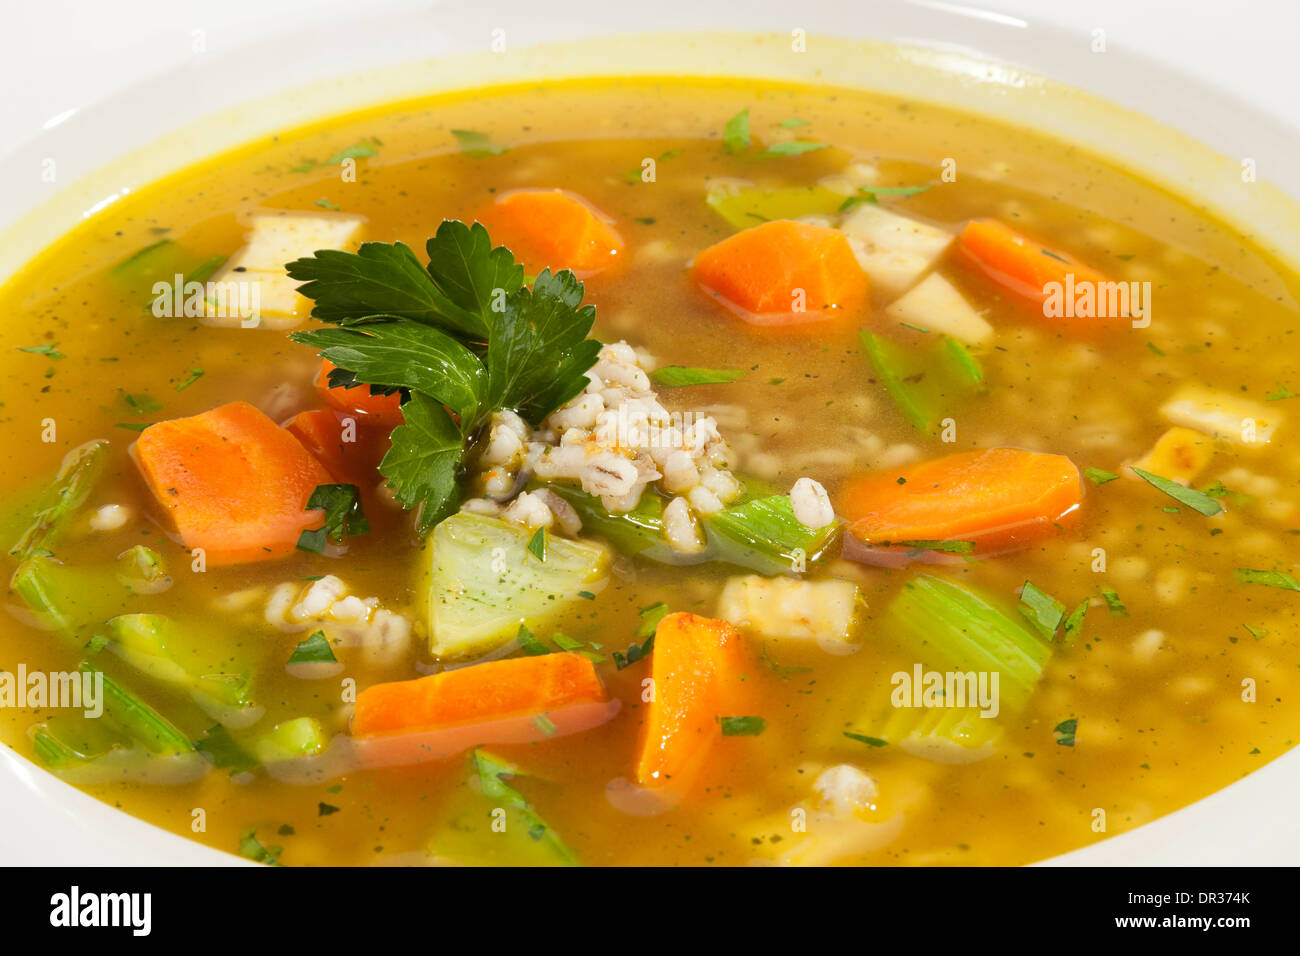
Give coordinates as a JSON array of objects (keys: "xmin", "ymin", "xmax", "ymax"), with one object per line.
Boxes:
[
  {"xmin": 316, "ymin": 359, "xmax": 404, "ymax": 430},
  {"xmin": 840, "ymin": 447, "xmax": 1085, "ymax": 556},
  {"xmin": 478, "ymin": 188, "xmax": 624, "ymax": 277},
  {"xmin": 691, "ymin": 219, "xmax": 868, "ymax": 326}
]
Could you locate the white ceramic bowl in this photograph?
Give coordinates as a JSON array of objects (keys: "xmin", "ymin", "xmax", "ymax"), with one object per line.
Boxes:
[{"xmin": 2, "ymin": 0, "xmax": 1298, "ymax": 865}]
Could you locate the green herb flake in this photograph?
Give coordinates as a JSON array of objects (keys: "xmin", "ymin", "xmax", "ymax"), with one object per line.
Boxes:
[
  {"xmin": 314, "ymin": 198, "xmax": 340, "ymax": 211},
  {"xmin": 636, "ymin": 601, "xmax": 670, "ymax": 638},
  {"xmin": 531, "ymin": 713, "xmax": 558, "ymax": 737},
  {"xmin": 760, "ymin": 141, "xmax": 831, "ymax": 158},
  {"xmin": 238, "ymin": 829, "xmax": 283, "ymax": 866},
  {"xmin": 778, "ymin": 117, "xmax": 808, "ymax": 128},
  {"xmin": 1130, "ymin": 466, "xmax": 1222, "ymax": 516},
  {"xmin": 720, "ymin": 716, "xmax": 766, "ymax": 736},
  {"xmin": 1234, "ymin": 568, "xmax": 1300, "ymax": 592},
  {"xmin": 288, "ymin": 630, "xmax": 337, "ymax": 665},
  {"xmin": 516, "ymin": 624, "xmax": 551, "ymax": 656},
  {"xmin": 1053, "ymin": 718, "xmax": 1078, "ymax": 747},
  {"xmin": 527, "ymin": 526, "xmax": 547, "ymax": 562},
  {"xmin": 723, "ymin": 108, "xmax": 751, "ymax": 154},
  {"xmin": 843, "ymin": 731, "xmax": 888, "ymax": 747},
  {"xmin": 1084, "ymin": 468, "xmax": 1120, "ymax": 485},
  {"xmin": 650, "ymin": 366, "xmax": 745, "ymax": 387},
  {"xmin": 17, "ymin": 342, "xmax": 64, "ymax": 360},
  {"xmin": 297, "ymin": 483, "xmax": 369, "ymax": 553},
  {"xmin": 1243, "ymin": 623, "xmax": 1268, "ymax": 640},
  {"xmin": 1100, "ymin": 587, "xmax": 1128, "ymax": 616},
  {"xmin": 450, "ymin": 129, "xmax": 508, "ymax": 157},
  {"xmin": 174, "ymin": 365, "xmax": 204, "ymax": 391},
  {"xmin": 1018, "ymin": 580, "xmax": 1066, "ymax": 641},
  {"xmin": 1266, "ymin": 384, "xmax": 1296, "ymax": 401}
]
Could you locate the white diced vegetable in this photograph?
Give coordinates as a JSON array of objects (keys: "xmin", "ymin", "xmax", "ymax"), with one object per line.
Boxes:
[
  {"xmin": 1160, "ymin": 386, "xmax": 1281, "ymax": 446},
  {"xmin": 202, "ymin": 212, "xmax": 365, "ymax": 330},
  {"xmin": 717, "ymin": 575, "xmax": 863, "ymax": 650},
  {"xmin": 838, "ymin": 204, "xmax": 954, "ymax": 298},
  {"xmin": 884, "ymin": 272, "xmax": 993, "ymax": 345}
]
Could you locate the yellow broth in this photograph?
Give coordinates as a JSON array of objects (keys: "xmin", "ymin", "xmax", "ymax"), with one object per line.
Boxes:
[{"xmin": 0, "ymin": 77, "xmax": 1298, "ymax": 866}]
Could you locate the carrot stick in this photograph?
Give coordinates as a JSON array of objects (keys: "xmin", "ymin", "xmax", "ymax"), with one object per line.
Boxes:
[
  {"xmin": 691, "ymin": 219, "xmax": 868, "ymax": 326},
  {"xmin": 957, "ymin": 219, "xmax": 1119, "ymax": 330},
  {"xmin": 315, "ymin": 359, "xmax": 405, "ymax": 430},
  {"xmin": 635, "ymin": 612, "xmax": 751, "ymax": 793},
  {"xmin": 840, "ymin": 447, "xmax": 1085, "ymax": 556},
  {"xmin": 352, "ymin": 652, "xmax": 609, "ymax": 738},
  {"xmin": 132, "ymin": 401, "xmax": 332, "ymax": 564},
  {"xmin": 479, "ymin": 188, "xmax": 624, "ymax": 277}
]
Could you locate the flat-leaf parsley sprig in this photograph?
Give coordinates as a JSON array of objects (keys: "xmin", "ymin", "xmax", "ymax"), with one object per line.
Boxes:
[{"xmin": 287, "ymin": 220, "xmax": 601, "ymax": 536}]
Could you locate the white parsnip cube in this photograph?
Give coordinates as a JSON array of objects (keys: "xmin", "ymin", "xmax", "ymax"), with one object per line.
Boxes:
[
  {"xmin": 718, "ymin": 575, "xmax": 863, "ymax": 649},
  {"xmin": 884, "ymin": 272, "xmax": 993, "ymax": 344},
  {"xmin": 202, "ymin": 212, "xmax": 366, "ymax": 330},
  {"xmin": 839, "ymin": 204, "xmax": 954, "ymax": 298},
  {"xmin": 1160, "ymin": 386, "xmax": 1280, "ymax": 446}
]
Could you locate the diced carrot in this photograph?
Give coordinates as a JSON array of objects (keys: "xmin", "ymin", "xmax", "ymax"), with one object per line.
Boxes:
[
  {"xmin": 352, "ymin": 652, "xmax": 609, "ymax": 738},
  {"xmin": 478, "ymin": 188, "xmax": 624, "ymax": 277},
  {"xmin": 691, "ymin": 219, "xmax": 868, "ymax": 326},
  {"xmin": 316, "ymin": 359, "xmax": 405, "ymax": 430},
  {"xmin": 635, "ymin": 612, "xmax": 751, "ymax": 793},
  {"xmin": 132, "ymin": 400, "xmax": 332, "ymax": 565},
  {"xmin": 840, "ymin": 447, "xmax": 1085, "ymax": 556},
  {"xmin": 957, "ymin": 219, "xmax": 1120, "ymax": 330},
  {"xmin": 282, "ymin": 408, "xmax": 387, "ymax": 487}
]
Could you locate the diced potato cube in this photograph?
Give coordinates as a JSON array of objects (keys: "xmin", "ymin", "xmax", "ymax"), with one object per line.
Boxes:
[
  {"xmin": 717, "ymin": 575, "xmax": 863, "ymax": 650},
  {"xmin": 202, "ymin": 212, "xmax": 365, "ymax": 330},
  {"xmin": 1160, "ymin": 386, "xmax": 1280, "ymax": 446},
  {"xmin": 839, "ymin": 204, "xmax": 954, "ymax": 298},
  {"xmin": 1130, "ymin": 426, "xmax": 1216, "ymax": 485},
  {"xmin": 884, "ymin": 272, "xmax": 993, "ymax": 344}
]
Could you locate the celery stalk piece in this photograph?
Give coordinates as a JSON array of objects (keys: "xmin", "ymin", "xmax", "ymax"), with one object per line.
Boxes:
[
  {"xmin": 30, "ymin": 718, "xmax": 127, "ymax": 770},
  {"xmin": 429, "ymin": 750, "xmax": 578, "ymax": 866},
  {"xmin": 425, "ymin": 512, "xmax": 610, "ymax": 659},
  {"xmin": 254, "ymin": 717, "xmax": 327, "ymax": 765},
  {"xmin": 10, "ymin": 440, "xmax": 109, "ymax": 560},
  {"xmin": 884, "ymin": 574, "xmax": 1051, "ymax": 713},
  {"xmin": 859, "ymin": 331, "xmax": 985, "ymax": 434},
  {"xmin": 104, "ymin": 614, "xmax": 254, "ymax": 717},
  {"xmin": 848, "ymin": 702, "xmax": 1002, "ymax": 764},
  {"xmin": 705, "ymin": 494, "xmax": 841, "ymax": 575},
  {"xmin": 81, "ymin": 662, "xmax": 194, "ymax": 756},
  {"xmin": 115, "ymin": 545, "xmax": 172, "ymax": 594},
  {"xmin": 543, "ymin": 483, "xmax": 839, "ymax": 576}
]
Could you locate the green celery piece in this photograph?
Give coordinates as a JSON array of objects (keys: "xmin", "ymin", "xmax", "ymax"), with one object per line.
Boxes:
[
  {"xmin": 545, "ymin": 483, "xmax": 838, "ymax": 575},
  {"xmin": 82, "ymin": 662, "xmax": 194, "ymax": 755},
  {"xmin": 10, "ymin": 440, "xmax": 109, "ymax": 559},
  {"xmin": 706, "ymin": 184, "xmax": 848, "ymax": 230},
  {"xmin": 254, "ymin": 718, "xmax": 327, "ymax": 765},
  {"xmin": 31, "ymin": 717, "xmax": 129, "ymax": 770},
  {"xmin": 542, "ymin": 484, "xmax": 678, "ymax": 562},
  {"xmin": 884, "ymin": 574, "xmax": 1051, "ymax": 713},
  {"xmin": 859, "ymin": 331, "xmax": 984, "ymax": 433},
  {"xmin": 425, "ymin": 512, "xmax": 610, "ymax": 658},
  {"xmin": 849, "ymin": 700, "xmax": 1002, "ymax": 763},
  {"xmin": 704, "ymin": 494, "xmax": 841, "ymax": 575},
  {"xmin": 429, "ymin": 750, "xmax": 578, "ymax": 866},
  {"xmin": 115, "ymin": 545, "xmax": 170, "ymax": 593},
  {"xmin": 111, "ymin": 238, "xmax": 184, "ymax": 288},
  {"xmin": 104, "ymin": 614, "xmax": 253, "ymax": 713}
]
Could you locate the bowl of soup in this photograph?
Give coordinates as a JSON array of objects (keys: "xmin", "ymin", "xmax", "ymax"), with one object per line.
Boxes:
[{"xmin": 2, "ymin": 1, "xmax": 1298, "ymax": 866}]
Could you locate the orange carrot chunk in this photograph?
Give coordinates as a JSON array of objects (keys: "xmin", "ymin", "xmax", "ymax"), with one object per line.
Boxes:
[
  {"xmin": 958, "ymin": 219, "xmax": 1119, "ymax": 328},
  {"xmin": 282, "ymin": 408, "xmax": 386, "ymax": 487},
  {"xmin": 132, "ymin": 400, "xmax": 332, "ymax": 565},
  {"xmin": 635, "ymin": 612, "xmax": 750, "ymax": 794},
  {"xmin": 352, "ymin": 652, "xmax": 608, "ymax": 738},
  {"xmin": 840, "ymin": 447, "xmax": 1085, "ymax": 556},
  {"xmin": 692, "ymin": 219, "xmax": 868, "ymax": 326},
  {"xmin": 315, "ymin": 359, "xmax": 405, "ymax": 431},
  {"xmin": 479, "ymin": 188, "xmax": 624, "ymax": 277}
]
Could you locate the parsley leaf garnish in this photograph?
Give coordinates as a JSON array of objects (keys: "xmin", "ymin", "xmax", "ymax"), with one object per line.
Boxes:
[
  {"xmin": 288, "ymin": 630, "xmax": 337, "ymax": 665},
  {"xmin": 1129, "ymin": 466, "xmax": 1222, "ymax": 516},
  {"xmin": 650, "ymin": 366, "xmax": 745, "ymax": 387},
  {"xmin": 450, "ymin": 129, "xmax": 508, "ymax": 157},
  {"xmin": 723, "ymin": 108, "xmax": 751, "ymax": 153},
  {"xmin": 720, "ymin": 716, "xmax": 766, "ymax": 736},
  {"xmin": 287, "ymin": 220, "xmax": 601, "ymax": 537},
  {"xmin": 296, "ymin": 483, "xmax": 369, "ymax": 553}
]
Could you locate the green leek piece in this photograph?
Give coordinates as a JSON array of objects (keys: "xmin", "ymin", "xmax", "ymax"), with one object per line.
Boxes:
[
  {"xmin": 10, "ymin": 440, "xmax": 109, "ymax": 559},
  {"xmin": 859, "ymin": 331, "xmax": 985, "ymax": 433},
  {"xmin": 429, "ymin": 750, "xmax": 578, "ymax": 866},
  {"xmin": 254, "ymin": 717, "xmax": 327, "ymax": 765},
  {"xmin": 104, "ymin": 614, "xmax": 253, "ymax": 713},
  {"xmin": 706, "ymin": 183, "xmax": 848, "ymax": 230},
  {"xmin": 80, "ymin": 662, "xmax": 193, "ymax": 755}
]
